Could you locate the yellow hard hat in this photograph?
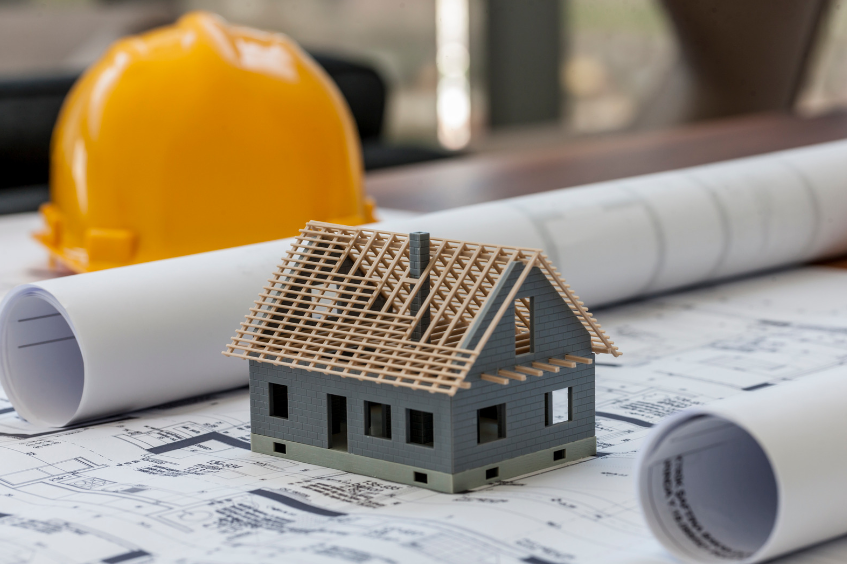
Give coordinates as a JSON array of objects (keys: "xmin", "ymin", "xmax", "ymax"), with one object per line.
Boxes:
[{"xmin": 37, "ymin": 11, "xmax": 375, "ymax": 272}]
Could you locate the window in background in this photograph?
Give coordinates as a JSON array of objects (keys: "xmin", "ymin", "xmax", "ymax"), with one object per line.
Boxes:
[
  {"xmin": 187, "ymin": 0, "xmax": 679, "ymax": 149},
  {"xmin": 796, "ymin": 0, "xmax": 847, "ymax": 117},
  {"xmin": 466, "ymin": 0, "xmax": 678, "ymax": 153},
  {"xmin": 182, "ymin": 0, "xmax": 442, "ymax": 146},
  {"xmin": 4, "ymin": 0, "xmax": 681, "ymax": 154},
  {"xmin": 436, "ymin": 0, "xmax": 472, "ymax": 149},
  {"xmin": 563, "ymin": 0, "xmax": 676, "ymax": 134}
]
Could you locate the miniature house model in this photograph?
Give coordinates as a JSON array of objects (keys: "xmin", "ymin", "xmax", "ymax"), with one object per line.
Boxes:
[{"xmin": 224, "ymin": 221, "xmax": 620, "ymax": 493}]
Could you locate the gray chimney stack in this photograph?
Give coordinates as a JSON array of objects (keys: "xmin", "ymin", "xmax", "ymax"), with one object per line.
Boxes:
[{"xmin": 409, "ymin": 232, "xmax": 430, "ymax": 342}]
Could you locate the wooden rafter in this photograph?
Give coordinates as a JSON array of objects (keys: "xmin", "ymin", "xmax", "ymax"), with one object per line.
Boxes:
[{"xmin": 223, "ymin": 221, "xmax": 620, "ymax": 396}]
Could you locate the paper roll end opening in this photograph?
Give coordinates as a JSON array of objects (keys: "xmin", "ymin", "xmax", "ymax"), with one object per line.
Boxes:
[
  {"xmin": 0, "ymin": 288, "xmax": 84, "ymax": 427},
  {"xmin": 637, "ymin": 414, "xmax": 778, "ymax": 564}
]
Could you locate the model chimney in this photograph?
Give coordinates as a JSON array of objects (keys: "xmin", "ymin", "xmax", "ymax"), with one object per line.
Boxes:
[{"xmin": 409, "ymin": 231, "xmax": 430, "ymax": 342}]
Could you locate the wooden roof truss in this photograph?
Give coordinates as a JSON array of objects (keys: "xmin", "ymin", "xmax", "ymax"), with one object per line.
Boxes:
[{"xmin": 224, "ymin": 222, "xmax": 619, "ymax": 396}]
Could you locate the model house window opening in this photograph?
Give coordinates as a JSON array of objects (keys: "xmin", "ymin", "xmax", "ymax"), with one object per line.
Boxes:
[
  {"xmin": 545, "ymin": 387, "xmax": 572, "ymax": 426},
  {"xmin": 515, "ymin": 296, "xmax": 534, "ymax": 355},
  {"xmin": 365, "ymin": 401, "xmax": 392, "ymax": 439},
  {"xmin": 269, "ymin": 383, "xmax": 288, "ymax": 419},
  {"xmin": 407, "ymin": 409, "xmax": 434, "ymax": 447},
  {"xmin": 477, "ymin": 403, "xmax": 506, "ymax": 444},
  {"xmin": 328, "ymin": 394, "xmax": 349, "ymax": 451}
]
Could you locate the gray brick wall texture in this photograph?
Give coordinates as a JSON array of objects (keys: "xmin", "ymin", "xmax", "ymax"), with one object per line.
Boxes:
[
  {"xmin": 451, "ymin": 266, "xmax": 594, "ymax": 472},
  {"xmin": 249, "ymin": 360, "xmax": 454, "ymax": 472},
  {"xmin": 249, "ymin": 265, "xmax": 595, "ymax": 475}
]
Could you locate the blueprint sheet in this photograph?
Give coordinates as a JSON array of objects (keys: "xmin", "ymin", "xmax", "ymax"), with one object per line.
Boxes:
[{"xmin": 2, "ymin": 213, "xmax": 847, "ymax": 563}]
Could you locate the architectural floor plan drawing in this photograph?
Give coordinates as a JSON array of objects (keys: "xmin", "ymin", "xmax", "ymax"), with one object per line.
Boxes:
[{"xmin": 4, "ymin": 261, "xmax": 847, "ymax": 562}]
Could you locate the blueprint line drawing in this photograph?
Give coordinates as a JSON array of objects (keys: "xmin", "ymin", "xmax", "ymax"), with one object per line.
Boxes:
[
  {"xmin": 3, "ymin": 266, "xmax": 847, "ymax": 562},
  {"xmin": 144, "ymin": 433, "xmax": 251, "ymax": 455},
  {"xmin": 0, "ymin": 456, "xmax": 104, "ymax": 487}
]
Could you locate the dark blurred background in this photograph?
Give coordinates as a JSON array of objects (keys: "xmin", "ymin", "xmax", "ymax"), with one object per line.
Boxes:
[{"xmin": 2, "ymin": 0, "xmax": 847, "ymax": 214}]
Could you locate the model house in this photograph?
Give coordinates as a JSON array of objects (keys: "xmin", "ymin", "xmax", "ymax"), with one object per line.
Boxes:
[{"xmin": 224, "ymin": 221, "xmax": 620, "ymax": 493}]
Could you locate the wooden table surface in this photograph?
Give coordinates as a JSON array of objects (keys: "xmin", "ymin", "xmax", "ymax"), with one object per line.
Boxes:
[{"xmin": 366, "ymin": 111, "xmax": 847, "ymax": 213}]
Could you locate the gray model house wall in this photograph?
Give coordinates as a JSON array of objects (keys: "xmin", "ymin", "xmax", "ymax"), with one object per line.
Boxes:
[
  {"xmin": 248, "ymin": 265, "xmax": 594, "ymax": 475},
  {"xmin": 451, "ymin": 266, "xmax": 594, "ymax": 473},
  {"xmin": 250, "ymin": 361, "xmax": 454, "ymax": 473}
]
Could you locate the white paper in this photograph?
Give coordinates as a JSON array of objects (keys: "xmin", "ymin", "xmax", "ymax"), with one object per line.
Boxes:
[
  {"xmin": 4, "ymin": 141, "xmax": 847, "ymax": 562},
  {"xmin": 3, "ymin": 140, "xmax": 847, "ymax": 428},
  {"xmin": 4, "ymin": 262, "xmax": 847, "ymax": 562},
  {"xmin": 636, "ymin": 371, "xmax": 847, "ymax": 564},
  {"xmin": 0, "ymin": 239, "xmax": 293, "ymax": 426}
]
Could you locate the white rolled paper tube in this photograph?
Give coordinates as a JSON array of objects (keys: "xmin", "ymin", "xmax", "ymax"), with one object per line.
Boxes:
[
  {"xmin": 0, "ymin": 206, "xmax": 539, "ymax": 428},
  {"xmin": 636, "ymin": 371, "xmax": 847, "ymax": 564},
  {"xmin": 0, "ymin": 238, "xmax": 295, "ymax": 427},
  {"xmin": 4, "ymin": 138, "xmax": 847, "ymax": 427}
]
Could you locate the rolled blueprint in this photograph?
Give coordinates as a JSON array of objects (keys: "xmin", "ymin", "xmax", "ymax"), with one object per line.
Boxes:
[
  {"xmin": 2, "ymin": 139, "xmax": 847, "ymax": 426},
  {"xmin": 636, "ymin": 370, "xmax": 847, "ymax": 564}
]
